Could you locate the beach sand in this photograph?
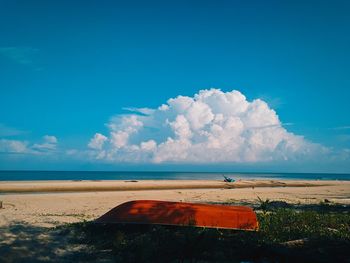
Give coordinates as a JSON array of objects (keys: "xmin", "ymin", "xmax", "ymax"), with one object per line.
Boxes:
[{"xmin": 1, "ymin": 179, "xmax": 349, "ymax": 227}]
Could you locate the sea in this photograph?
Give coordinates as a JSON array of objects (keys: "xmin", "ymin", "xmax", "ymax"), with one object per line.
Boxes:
[{"xmin": 0, "ymin": 171, "xmax": 349, "ymax": 181}]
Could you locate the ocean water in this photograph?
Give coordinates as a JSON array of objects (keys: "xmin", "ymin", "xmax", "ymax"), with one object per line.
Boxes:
[{"xmin": 0, "ymin": 171, "xmax": 349, "ymax": 181}]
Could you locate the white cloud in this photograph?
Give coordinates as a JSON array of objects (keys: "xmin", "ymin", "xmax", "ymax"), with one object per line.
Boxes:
[
  {"xmin": 32, "ymin": 135, "xmax": 58, "ymax": 152},
  {"xmin": 0, "ymin": 139, "xmax": 29, "ymax": 153},
  {"xmin": 123, "ymin": 107, "xmax": 155, "ymax": 115},
  {"xmin": 87, "ymin": 89, "xmax": 325, "ymax": 164},
  {"xmin": 140, "ymin": 140, "xmax": 157, "ymax": 151},
  {"xmin": 43, "ymin": 135, "xmax": 57, "ymax": 144},
  {"xmin": 0, "ymin": 135, "xmax": 58, "ymax": 154},
  {"xmin": 88, "ymin": 133, "xmax": 108, "ymax": 150}
]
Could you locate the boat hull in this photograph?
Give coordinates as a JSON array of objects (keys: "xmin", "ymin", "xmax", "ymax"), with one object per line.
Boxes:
[{"xmin": 95, "ymin": 200, "xmax": 258, "ymax": 230}]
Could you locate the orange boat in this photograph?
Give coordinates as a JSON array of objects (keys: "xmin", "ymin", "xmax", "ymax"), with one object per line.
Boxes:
[{"xmin": 96, "ymin": 200, "xmax": 259, "ymax": 231}]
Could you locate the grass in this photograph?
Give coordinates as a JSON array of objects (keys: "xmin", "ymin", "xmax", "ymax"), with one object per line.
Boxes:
[{"xmin": 56, "ymin": 203, "xmax": 350, "ymax": 263}]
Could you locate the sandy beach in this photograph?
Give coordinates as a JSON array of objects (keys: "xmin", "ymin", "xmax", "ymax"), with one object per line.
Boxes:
[{"xmin": 1, "ymin": 179, "xmax": 349, "ymax": 227}]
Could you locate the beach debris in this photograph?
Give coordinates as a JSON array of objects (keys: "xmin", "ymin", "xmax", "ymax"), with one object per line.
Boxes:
[
  {"xmin": 280, "ymin": 238, "xmax": 309, "ymax": 248},
  {"xmin": 326, "ymin": 227, "xmax": 339, "ymax": 233},
  {"xmin": 222, "ymin": 175, "xmax": 235, "ymax": 183},
  {"xmin": 95, "ymin": 200, "xmax": 259, "ymax": 230},
  {"xmin": 0, "ymin": 201, "xmax": 2, "ymax": 209}
]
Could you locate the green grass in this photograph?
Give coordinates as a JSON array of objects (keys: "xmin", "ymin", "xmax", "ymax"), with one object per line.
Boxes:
[
  {"xmin": 258, "ymin": 209, "xmax": 350, "ymax": 243},
  {"xmin": 59, "ymin": 205, "xmax": 350, "ymax": 263}
]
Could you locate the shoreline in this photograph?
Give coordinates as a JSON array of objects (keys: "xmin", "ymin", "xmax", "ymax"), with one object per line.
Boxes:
[{"xmin": 0, "ymin": 179, "xmax": 335, "ymax": 193}]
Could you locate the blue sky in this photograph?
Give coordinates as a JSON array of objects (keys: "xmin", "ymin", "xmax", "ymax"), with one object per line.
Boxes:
[{"xmin": 0, "ymin": 0, "xmax": 349, "ymax": 172}]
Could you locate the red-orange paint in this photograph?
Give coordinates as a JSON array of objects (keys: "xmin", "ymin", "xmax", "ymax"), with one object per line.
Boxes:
[{"xmin": 96, "ymin": 200, "xmax": 259, "ymax": 230}]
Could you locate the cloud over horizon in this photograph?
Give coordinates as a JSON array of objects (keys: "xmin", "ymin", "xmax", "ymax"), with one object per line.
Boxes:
[
  {"xmin": 0, "ymin": 135, "xmax": 58, "ymax": 155},
  {"xmin": 87, "ymin": 89, "xmax": 326, "ymax": 164}
]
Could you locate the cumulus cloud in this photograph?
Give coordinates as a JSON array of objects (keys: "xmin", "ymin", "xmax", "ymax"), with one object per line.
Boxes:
[
  {"xmin": 87, "ymin": 89, "xmax": 325, "ymax": 164},
  {"xmin": 32, "ymin": 135, "xmax": 58, "ymax": 152},
  {"xmin": 44, "ymin": 135, "xmax": 57, "ymax": 144},
  {"xmin": 0, "ymin": 139, "xmax": 29, "ymax": 153},
  {"xmin": 88, "ymin": 133, "xmax": 108, "ymax": 150},
  {"xmin": 0, "ymin": 135, "xmax": 58, "ymax": 154}
]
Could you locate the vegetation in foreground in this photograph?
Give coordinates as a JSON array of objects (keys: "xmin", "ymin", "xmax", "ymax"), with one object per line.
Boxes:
[
  {"xmin": 58, "ymin": 202, "xmax": 350, "ymax": 263},
  {"xmin": 1, "ymin": 201, "xmax": 349, "ymax": 262}
]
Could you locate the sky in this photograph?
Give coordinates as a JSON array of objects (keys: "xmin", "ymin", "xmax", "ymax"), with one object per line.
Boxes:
[{"xmin": 0, "ymin": 0, "xmax": 349, "ymax": 172}]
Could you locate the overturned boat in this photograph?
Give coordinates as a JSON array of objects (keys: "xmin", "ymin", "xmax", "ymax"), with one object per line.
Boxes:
[{"xmin": 96, "ymin": 200, "xmax": 258, "ymax": 230}]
